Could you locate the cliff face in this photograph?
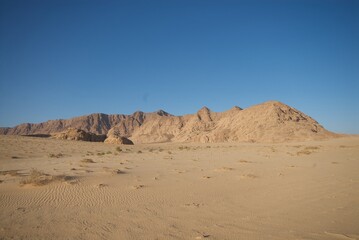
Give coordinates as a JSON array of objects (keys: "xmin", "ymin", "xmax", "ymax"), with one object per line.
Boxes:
[{"xmin": 1, "ymin": 101, "xmax": 337, "ymax": 143}]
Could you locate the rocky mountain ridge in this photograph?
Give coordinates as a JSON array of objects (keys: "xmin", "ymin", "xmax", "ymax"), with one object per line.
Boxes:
[{"xmin": 0, "ymin": 101, "xmax": 337, "ymax": 143}]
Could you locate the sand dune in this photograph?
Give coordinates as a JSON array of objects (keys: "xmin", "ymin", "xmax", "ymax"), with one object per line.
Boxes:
[{"xmin": 0, "ymin": 135, "xmax": 358, "ymax": 239}]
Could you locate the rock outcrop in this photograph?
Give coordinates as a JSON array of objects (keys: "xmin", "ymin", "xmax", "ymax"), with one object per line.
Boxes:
[
  {"xmin": 104, "ymin": 128, "xmax": 134, "ymax": 145},
  {"xmin": 52, "ymin": 128, "xmax": 106, "ymax": 142}
]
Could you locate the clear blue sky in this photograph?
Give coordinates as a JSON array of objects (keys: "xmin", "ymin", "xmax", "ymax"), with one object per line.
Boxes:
[{"xmin": 0, "ymin": 0, "xmax": 358, "ymax": 133}]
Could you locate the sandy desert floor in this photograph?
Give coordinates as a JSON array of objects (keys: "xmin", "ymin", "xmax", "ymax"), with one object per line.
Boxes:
[{"xmin": 0, "ymin": 135, "xmax": 358, "ymax": 240}]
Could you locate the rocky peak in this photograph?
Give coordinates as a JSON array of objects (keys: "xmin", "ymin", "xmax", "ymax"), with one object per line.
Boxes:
[
  {"xmin": 155, "ymin": 109, "xmax": 171, "ymax": 116},
  {"xmin": 197, "ymin": 106, "xmax": 212, "ymax": 121}
]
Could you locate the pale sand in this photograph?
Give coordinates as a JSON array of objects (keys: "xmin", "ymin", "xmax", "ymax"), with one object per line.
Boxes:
[{"xmin": 0, "ymin": 135, "xmax": 358, "ymax": 239}]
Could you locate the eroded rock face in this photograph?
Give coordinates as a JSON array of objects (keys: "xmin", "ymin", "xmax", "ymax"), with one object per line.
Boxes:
[
  {"xmin": 52, "ymin": 128, "xmax": 106, "ymax": 142},
  {"xmin": 104, "ymin": 128, "xmax": 134, "ymax": 145}
]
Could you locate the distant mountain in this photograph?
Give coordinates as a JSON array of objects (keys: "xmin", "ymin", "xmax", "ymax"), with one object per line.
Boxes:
[
  {"xmin": 0, "ymin": 101, "xmax": 337, "ymax": 143},
  {"xmin": 0, "ymin": 111, "xmax": 163, "ymax": 136}
]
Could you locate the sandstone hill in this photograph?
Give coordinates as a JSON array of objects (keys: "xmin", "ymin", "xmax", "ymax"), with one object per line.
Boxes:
[{"xmin": 0, "ymin": 101, "xmax": 337, "ymax": 143}]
